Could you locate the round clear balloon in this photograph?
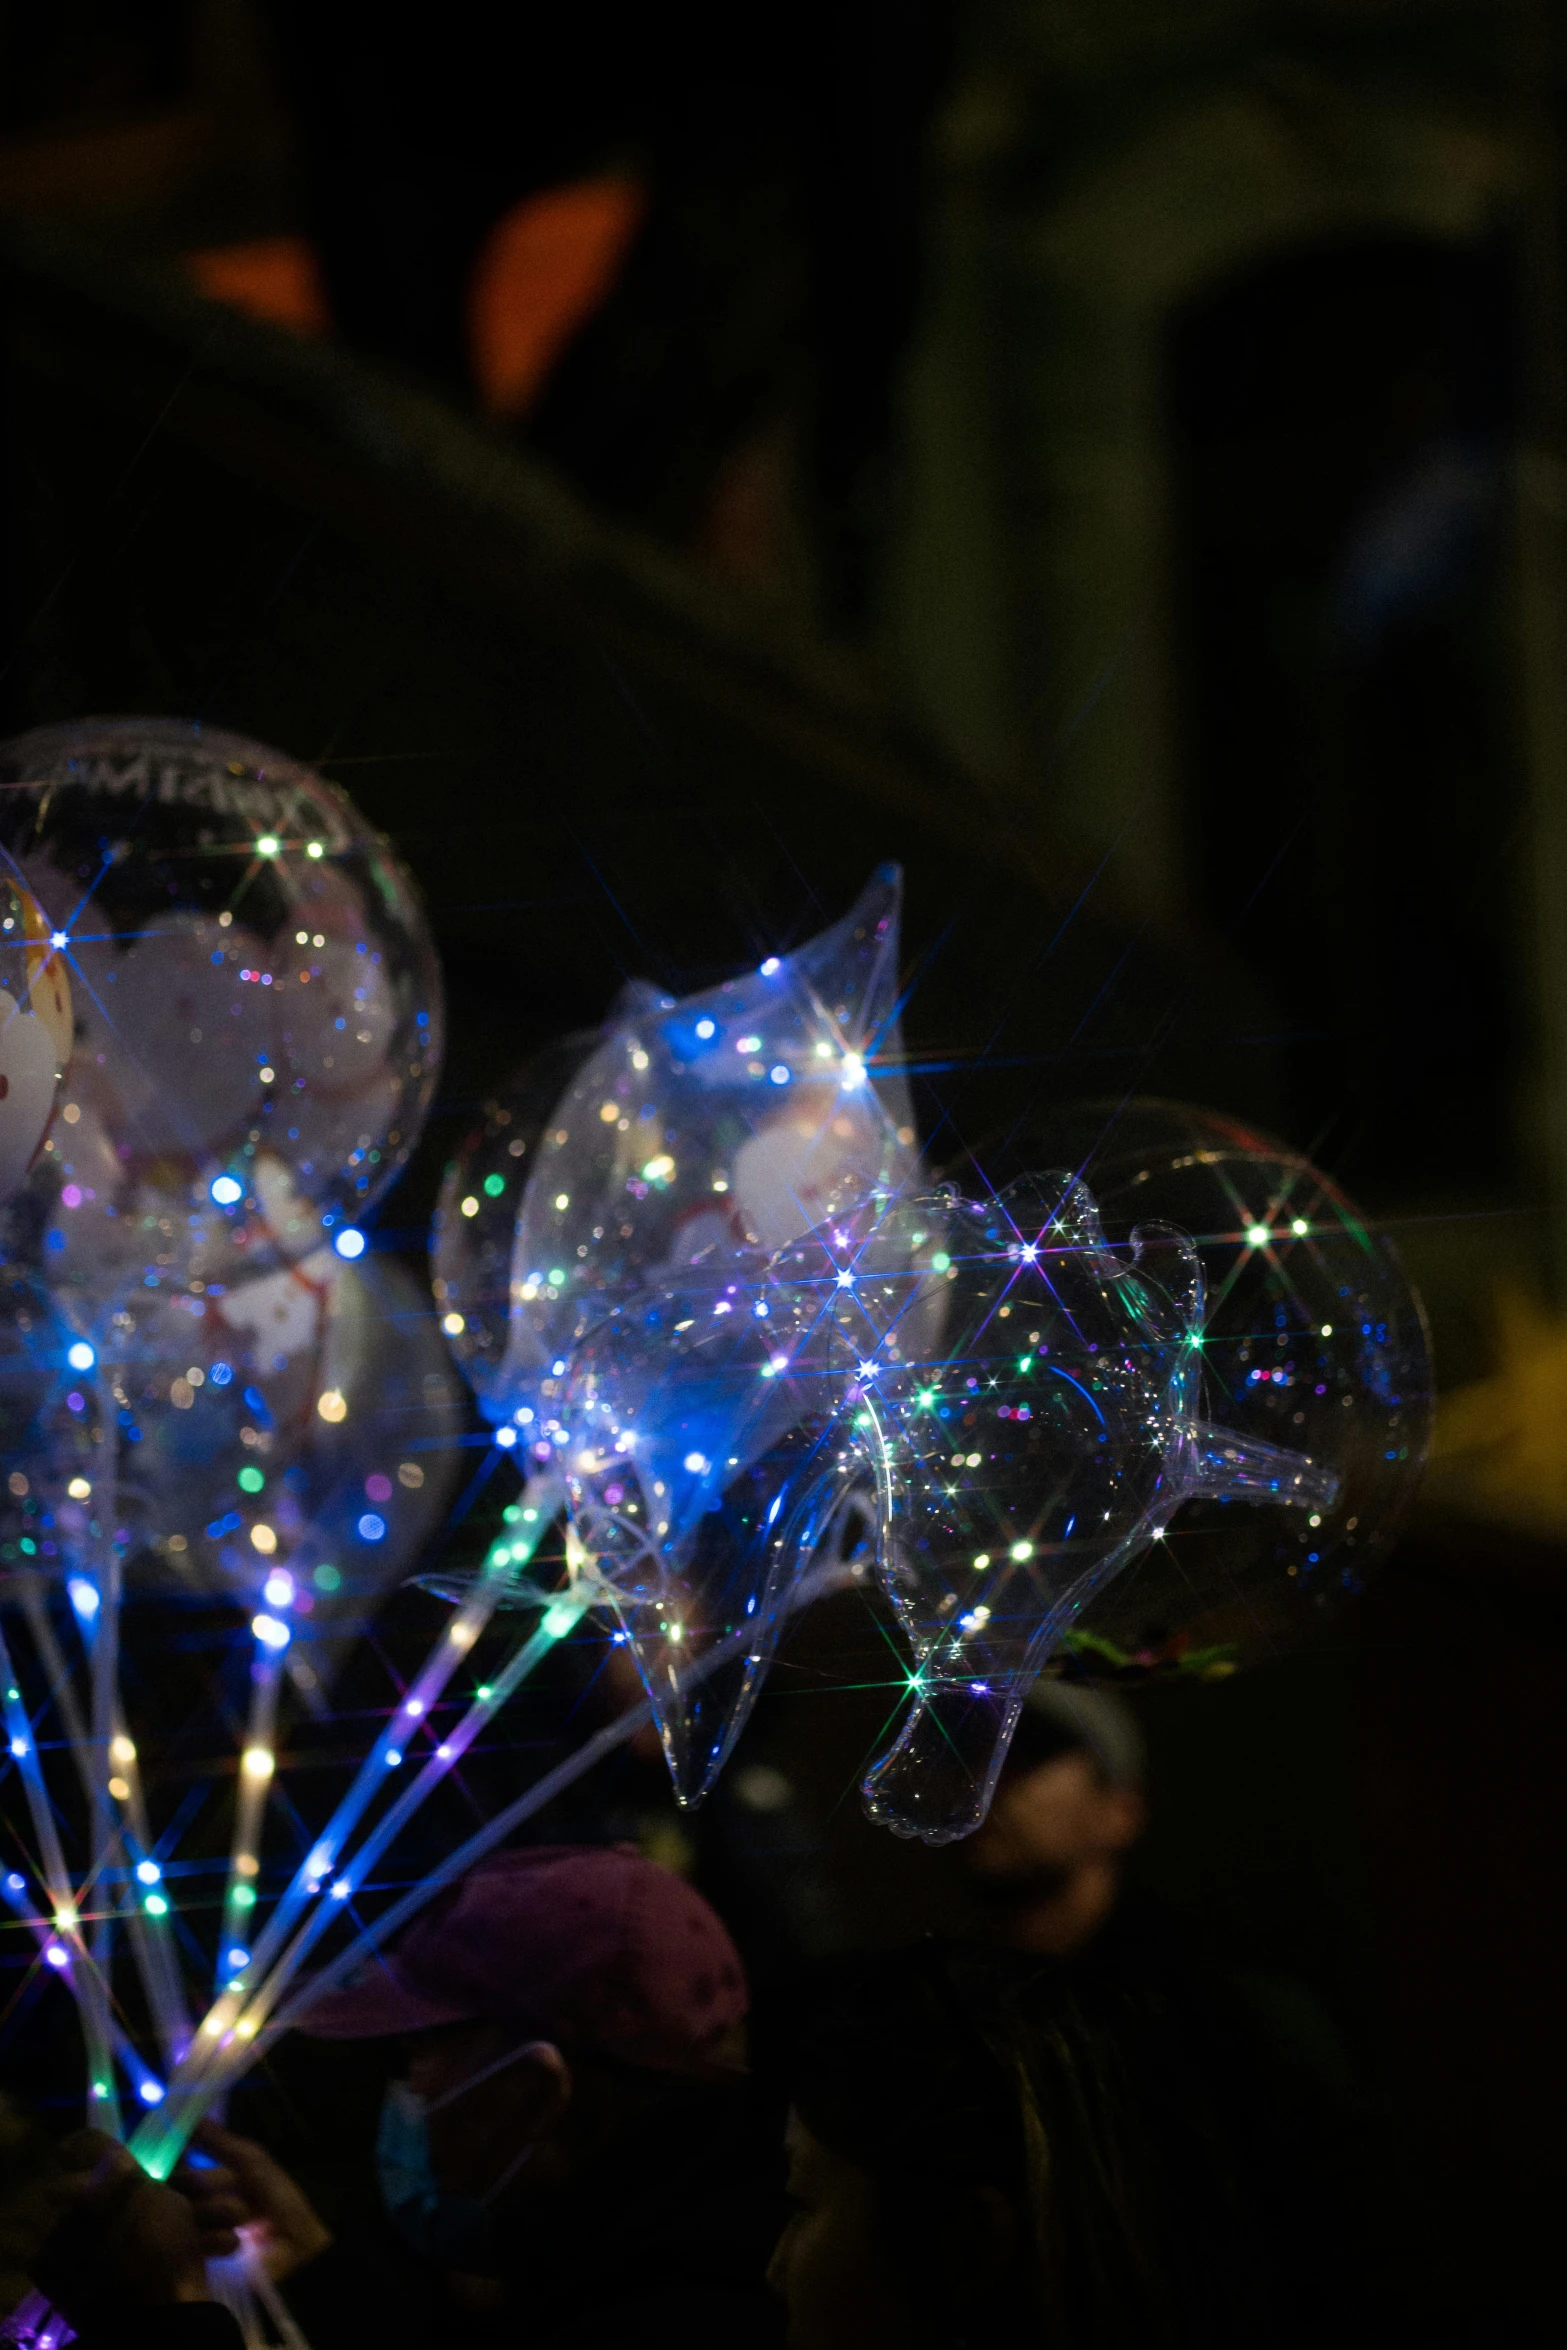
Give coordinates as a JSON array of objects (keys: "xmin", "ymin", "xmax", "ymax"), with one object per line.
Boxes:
[
  {"xmin": 1018, "ymin": 1100, "xmax": 1433, "ymax": 1676},
  {"xmin": 0, "ymin": 719, "xmax": 443, "ymax": 1321},
  {"xmin": 105, "ymin": 1252, "xmax": 464, "ymax": 1640},
  {"xmin": 430, "ymin": 1035, "xmax": 596, "ymax": 1424}
]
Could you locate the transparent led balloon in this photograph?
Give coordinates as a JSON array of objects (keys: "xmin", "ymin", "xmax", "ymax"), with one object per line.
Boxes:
[
  {"xmin": 430, "ymin": 1034, "xmax": 595, "ymax": 1424},
  {"xmin": 560, "ymin": 1252, "xmax": 854, "ymax": 1803},
  {"xmin": 0, "ymin": 1270, "xmax": 86, "ymax": 1575},
  {"xmin": 105, "ymin": 1252, "xmax": 462, "ymax": 1639},
  {"xmin": 0, "ymin": 719, "xmax": 443, "ymax": 1320},
  {"xmin": 498, "ymin": 866, "xmax": 916, "ymax": 1433},
  {"xmin": 775, "ymin": 1175, "xmax": 1338, "ymax": 1842},
  {"xmin": 1027, "ymin": 1100, "xmax": 1433, "ymax": 1675}
]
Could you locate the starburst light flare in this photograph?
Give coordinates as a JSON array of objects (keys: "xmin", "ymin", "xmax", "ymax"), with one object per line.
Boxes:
[
  {"xmin": 496, "ymin": 864, "xmax": 916, "ymax": 1447},
  {"xmin": 761, "ymin": 1173, "xmax": 1341, "ymax": 1843},
  {"xmin": 559, "ymin": 1245, "xmax": 867, "ymax": 1802}
]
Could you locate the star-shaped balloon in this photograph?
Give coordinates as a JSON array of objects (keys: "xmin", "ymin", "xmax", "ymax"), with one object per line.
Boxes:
[{"xmin": 496, "ymin": 866, "xmax": 916, "ymax": 1454}]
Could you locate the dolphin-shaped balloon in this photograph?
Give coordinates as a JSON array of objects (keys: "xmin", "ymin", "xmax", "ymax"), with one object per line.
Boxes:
[
  {"xmin": 774, "ymin": 1174, "xmax": 1340, "ymax": 1843},
  {"xmin": 559, "ymin": 1249, "xmax": 855, "ymax": 1803}
]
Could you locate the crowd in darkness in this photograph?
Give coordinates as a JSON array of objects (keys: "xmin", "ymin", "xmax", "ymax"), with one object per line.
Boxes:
[{"xmin": 5, "ymin": 1685, "xmax": 1409, "ymax": 2350}]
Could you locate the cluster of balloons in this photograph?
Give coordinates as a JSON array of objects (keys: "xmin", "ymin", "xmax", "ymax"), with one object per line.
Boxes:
[
  {"xmin": 0, "ymin": 717, "xmax": 456, "ymax": 1671},
  {"xmin": 0, "ymin": 710, "xmax": 1433, "ymax": 1871},
  {"xmin": 436, "ymin": 869, "xmax": 1434, "ymax": 1843}
]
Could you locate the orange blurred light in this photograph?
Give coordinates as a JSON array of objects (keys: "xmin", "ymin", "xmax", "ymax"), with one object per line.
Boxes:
[
  {"xmin": 185, "ymin": 237, "xmax": 332, "ymax": 338},
  {"xmin": 468, "ymin": 176, "xmax": 645, "ymax": 420}
]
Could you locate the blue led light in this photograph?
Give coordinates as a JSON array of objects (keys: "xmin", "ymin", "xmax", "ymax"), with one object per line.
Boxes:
[
  {"xmin": 335, "ymin": 1228, "xmax": 366, "ymax": 1260},
  {"xmin": 210, "ymin": 1174, "xmax": 243, "ymax": 1207},
  {"xmin": 66, "ymin": 1342, "xmax": 95, "ymax": 1372},
  {"xmin": 358, "ymin": 1512, "xmax": 386, "ymax": 1542}
]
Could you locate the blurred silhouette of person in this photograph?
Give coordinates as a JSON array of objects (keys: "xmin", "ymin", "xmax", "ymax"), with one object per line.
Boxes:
[
  {"xmin": 962, "ymin": 1679, "xmax": 1148, "ymax": 1955},
  {"xmin": 263, "ymin": 0, "xmax": 954, "ymax": 626},
  {"xmin": 769, "ymin": 1942, "xmax": 1304, "ymax": 2350}
]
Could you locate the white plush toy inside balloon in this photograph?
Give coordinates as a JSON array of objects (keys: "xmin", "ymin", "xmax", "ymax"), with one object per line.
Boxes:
[{"xmin": 0, "ymin": 873, "xmax": 71, "ymax": 1206}]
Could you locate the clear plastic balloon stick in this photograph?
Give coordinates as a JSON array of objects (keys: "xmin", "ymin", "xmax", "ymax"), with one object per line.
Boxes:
[
  {"xmin": 0, "ymin": 1868, "xmax": 167, "ymax": 2105},
  {"xmin": 138, "ymin": 1491, "xmax": 575, "ymax": 2146},
  {"xmin": 188, "ymin": 1581, "xmax": 597, "ymax": 2068},
  {"xmin": 0, "ymin": 1618, "xmax": 117, "ymax": 2122},
  {"xmin": 134, "ymin": 1552, "xmax": 855, "ymax": 2166},
  {"xmin": 238, "ymin": 2244, "xmax": 312, "ymax": 2350},
  {"xmin": 137, "ymin": 1469, "xmax": 570, "ymax": 2147},
  {"xmin": 216, "ymin": 1642, "xmax": 283, "ymax": 1999},
  {"xmin": 86, "ymin": 1407, "xmax": 123, "ymax": 2133},
  {"xmin": 18, "ymin": 1586, "xmax": 190, "ymax": 2064}
]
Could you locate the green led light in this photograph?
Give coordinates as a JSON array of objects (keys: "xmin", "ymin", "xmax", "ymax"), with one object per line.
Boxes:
[
  {"xmin": 232, "ymin": 1884, "xmax": 256, "ymax": 1908},
  {"xmin": 503, "ymin": 1504, "xmax": 521, "ymax": 1524},
  {"xmin": 237, "ymin": 1465, "xmax": 265, "ymax": 1494},
  {"xmin": 476, "ymin": 1684, "xmax": 494, "ymax": 1702},
  {"xmin": 483, "ymin": 1172, "xmax": 505, "ymax": 1197},
  {"xmin": 930, "ymin": 1252, "xmax": 951, "ymax": 1273},
  {"xmin": 541, "ymin": 1601, "xmax": 580, "ymax": 1640},
  {"xmin": 143, "ymin": 1894, "xmax": 168, "ymax": 1916},
  {"xmin": 313, "ymin": 1563, "xmax": 341, "ymax": 1591},
  {"xmin": 1018, "ymin": 1356, "xmax": 1032, "ymax": 1372}
]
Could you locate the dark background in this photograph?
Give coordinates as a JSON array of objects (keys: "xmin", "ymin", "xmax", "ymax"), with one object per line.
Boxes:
[{"xmin": 0, "ymin": 4, "xmax": 1563, "ymax": 2341}]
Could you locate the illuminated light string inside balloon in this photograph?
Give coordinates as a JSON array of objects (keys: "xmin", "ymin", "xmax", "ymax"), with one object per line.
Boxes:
[
  {"xmin": 129, "ymin": 1469, "xmax": 573, "ymax": 2159},
  {"xmin": 168, "ymin": 1550, "xmax": 595, "ymax": 2120},
  {"xmin": 131, "ymin": 1548, "xmax": 854, "ymax": 2173},
  {"xmin": 0, "ymin": 1616, "xmax": 120, "ymax": 2121},
  {"xmin": 13, "ymin": 1581, "xmax": 192, "ymax": 2065}
]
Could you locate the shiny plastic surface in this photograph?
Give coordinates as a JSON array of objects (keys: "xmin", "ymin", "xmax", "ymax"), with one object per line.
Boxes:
[
  {"xmin": 501, "ymin": 866, "xmax": 915, "ymax": 1451},
  {"xmin": 1030, "ymin": 1100, "xmax": 1433, "ymax": 1676},
  {"xmin": 0, "ymin": 719, "xmax": 442, "ymax": 1317}
]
